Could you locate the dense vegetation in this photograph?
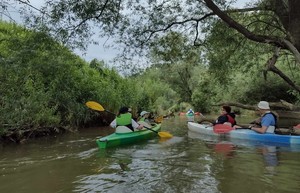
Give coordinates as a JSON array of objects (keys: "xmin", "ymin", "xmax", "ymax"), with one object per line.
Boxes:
[
  {"xmin": 2, "ymin": 0, "xmax": 300, "ymax": 143},
  {"xmin": 0, "ymin": 22, "xmax": 179, "ymax": 143},
  {"xmin": 0, "ymin": 22, "xmax": 126, "ymax": 140}
]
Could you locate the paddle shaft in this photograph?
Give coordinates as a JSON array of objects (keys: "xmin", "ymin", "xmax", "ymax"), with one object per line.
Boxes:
[
  {"xmin": 144, "ymin": 126, "xmax": 158, "ymax": 133},
  {"xmin": 103, "ymin": 109, "xmax": 116, "ymax": 116}
]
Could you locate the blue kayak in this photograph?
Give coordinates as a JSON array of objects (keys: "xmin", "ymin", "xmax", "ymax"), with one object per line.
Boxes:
[{"xmin": 188, "ymin": 122, "xmax": 300, "ymax": 145}]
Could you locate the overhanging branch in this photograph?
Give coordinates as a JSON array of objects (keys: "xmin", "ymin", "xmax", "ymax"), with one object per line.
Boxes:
[{"xmin": 203, "ymin": 0, "xmax": 287, "ymax": 48}]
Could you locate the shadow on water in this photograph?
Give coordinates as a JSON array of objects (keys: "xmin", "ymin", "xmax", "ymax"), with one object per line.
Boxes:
[{"xmin": 1, "ymin": 116, "xmax": 300, "ymax": 193}]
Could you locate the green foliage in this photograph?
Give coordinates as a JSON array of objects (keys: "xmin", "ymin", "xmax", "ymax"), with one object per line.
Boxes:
[
  {"xmin": 178, "ymin": 102, "xmax": 194, "ymax": 113},
  {"xmin": 2, "ymin": 0, "xmax": 300, "ymax": 137},
  {"xmin": 10, "ymin": 0, "xmax": 300, "ymax": 95},
  {"xmin": 133, "ymin": 68, "xmax": 179, "ymax": 115},
  {"xmin": 203, "ymin": 12, "xmax": 300, "ymax": 107},
  {"xmin": 149, "ymin": 32, "xmax": 204, "ymax": 103},
  {"xmin": 0, "ymin": 21, "xmax": 140, "ymax": 134}
]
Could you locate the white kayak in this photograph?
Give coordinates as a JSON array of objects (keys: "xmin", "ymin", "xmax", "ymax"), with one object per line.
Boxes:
[{"xmin": 188, "ymin": 122, "xmax": 300, "ymax": 145}]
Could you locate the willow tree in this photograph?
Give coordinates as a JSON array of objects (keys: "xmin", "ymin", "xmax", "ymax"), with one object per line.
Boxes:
[
  {"xmin": 149, "ymin": 32, "xmax": 204, "ymax": 103},
  {"xmin": 4, "ymin": 0, "xmax": 300, "ymax": 92},
  {"xmin": 204, "ymin": 0, "xmax": 300, "ymax": 93}
]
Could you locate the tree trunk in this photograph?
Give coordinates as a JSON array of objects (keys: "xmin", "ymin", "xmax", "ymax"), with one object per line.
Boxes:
[
  {"xmin": 217, "ymin": 100, "xmax": 300, "ymax": 119},
  {"xmin": 272, "ymin": 0, "xmax": 300, "ymax": 51}
]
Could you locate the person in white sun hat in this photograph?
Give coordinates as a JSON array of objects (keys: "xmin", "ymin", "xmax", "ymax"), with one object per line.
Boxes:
[
  {"xmin": 234, "ymin": 101, "xmax": 277, "ymax": 133},
  {"xmin": 249, "ymin": 101, "xmax": 277, "ymax": 134},
  {"xmin": 138, "ymin": 111, "xmax": 152, "ymax": 128}
]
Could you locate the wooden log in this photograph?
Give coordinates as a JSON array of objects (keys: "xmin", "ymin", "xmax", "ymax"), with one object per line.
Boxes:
[
  {"xmin": 197, "ymin": 117, "xmax": 215, "ymax": 124},
  {"xmin": 216, "ymin": 100, "xmax": 300, "ymax": 120}
]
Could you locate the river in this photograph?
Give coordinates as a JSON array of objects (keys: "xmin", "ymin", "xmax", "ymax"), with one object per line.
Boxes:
[{"xmin": 1, "ymin": 116, "xmax": 300, "ymax": 193}]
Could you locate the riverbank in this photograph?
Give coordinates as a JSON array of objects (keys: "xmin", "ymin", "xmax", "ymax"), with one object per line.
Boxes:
[{"xmin": 0, "ymin": 126, "xmax": 72, "ymax": 144}]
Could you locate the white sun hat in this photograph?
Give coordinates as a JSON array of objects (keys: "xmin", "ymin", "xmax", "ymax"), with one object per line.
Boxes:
[
  {"xmin": 257, "ymin": 101, "xmax": 270, "ymax": 110},
  {"xmin": 140, "ymin": 111, "xmax": 150, "ymax": 116}
]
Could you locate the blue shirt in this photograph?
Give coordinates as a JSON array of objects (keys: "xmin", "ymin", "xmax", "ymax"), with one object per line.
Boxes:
[{"xmin": 261, "ymin": 113, "xmax": 276, "ymax": 127}]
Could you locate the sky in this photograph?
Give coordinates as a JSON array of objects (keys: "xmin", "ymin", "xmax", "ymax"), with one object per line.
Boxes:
[
  {"xmin": 5, "ymin": 0, "xmax": 251, "ymax": 64},
  {"xmin": 4, "ymin": 0, "xmax": 118, "ymax": 64},
  {"xmin": 77, "ymin": 0, "xmax": 251, "ymax": 64}
]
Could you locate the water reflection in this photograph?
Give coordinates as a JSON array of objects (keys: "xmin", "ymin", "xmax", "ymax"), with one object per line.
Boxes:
[
  {"xmin": 187, "ymin": 130, "xmax": 300, "ymax": 192},
  {"xmin": 188, "ymin": 130, "xmax": 283, "ymax": 174},
  {"xmin": 258, "ymin": 146, "xmax": 279, "ymax": 174},
  {"xmin": 1, "ymin": 117, "xmax": 300, "ymax": 193},
  {"xmin": 75, "ymin": 138, "xmax": 220, "ymax": 193},
  {"xmin": 213, "ymin": 141, "xmax": 236, "ymax": 158}
]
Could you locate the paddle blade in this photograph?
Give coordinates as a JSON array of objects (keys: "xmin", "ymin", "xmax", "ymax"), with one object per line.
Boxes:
[
  {"xmin": 86, "ymin": 101, "xmax": 105, "ymax": 112},
  {"xmin": 158, "ymin": 131, "xmax": 173, "ymax": 138},
  {"xmin": 213, "ymin": 124, "xmax": 234, "ymax": 134}
]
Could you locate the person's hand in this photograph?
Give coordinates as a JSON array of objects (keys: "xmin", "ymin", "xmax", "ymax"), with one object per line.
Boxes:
[
  {"xmin": 224, "ymin": 122, "xmax": 232, "ymax": 127},
  {"xmin": 137, "ymin": 125, "xmax": 144, "ymax": 130},
  {"xmin": 233, "ymin": 125, "xmax": 241, "ymax": 129}
]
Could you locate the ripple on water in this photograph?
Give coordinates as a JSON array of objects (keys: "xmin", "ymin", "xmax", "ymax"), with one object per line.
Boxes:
[{"xmin": 74, "ymin": 135, "xmax": 222, "ymax": 193}]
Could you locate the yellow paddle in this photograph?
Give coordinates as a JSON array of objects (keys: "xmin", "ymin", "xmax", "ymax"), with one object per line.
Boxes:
[{"xmin": 85, "ymin": 101, "xmax": 173, "ymax": 138}]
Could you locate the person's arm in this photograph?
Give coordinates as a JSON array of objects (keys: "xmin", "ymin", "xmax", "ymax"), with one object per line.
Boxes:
[
  {"xmin": 233, "ymin": 125, "xmax": 242, "ymax": 129},
  {"xmin": 216, "ymin": 115, "xmax": 227, "ymax": 124},
  {"xmin": 110, "ymin": 119, "xmax": 117, "ymax": 128},
  {"xmin": 250, "ymin": 115, "xmax": 271, "ymax": 133},
  {"xmin": 132, "ymin": 119, "xmax": 143, "ymax": 130}
]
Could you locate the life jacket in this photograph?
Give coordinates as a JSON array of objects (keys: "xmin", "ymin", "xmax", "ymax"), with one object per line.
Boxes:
[
  {"xmin": 226, "ymin": 114, "xmax": 236, "ymax": 126},
  {"xmin": 256, "ymin": 112, "xmax": 277, "ymax": 127},
  {"xmin": 186, "ymin": 111, "xmax": 194, "ymax": 117},
  {"xmin": 116, "ymin": 113, "xmax": 134, "ymax": 131},
  {"xmin": 255, "ymin": 112, "xmax": 277, "ymax": 133}
]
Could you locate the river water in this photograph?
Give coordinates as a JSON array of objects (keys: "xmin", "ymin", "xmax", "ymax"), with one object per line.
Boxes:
[{"xmin": 1, "ymin": 116, "xmax": 300, "ymax": 193}]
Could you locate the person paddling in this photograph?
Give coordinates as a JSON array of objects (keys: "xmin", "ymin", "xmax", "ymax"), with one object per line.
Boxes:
[
  {"xmin": 110, "ymin": 107, "xmax": 143, "ymax": 133},
  {"xmin": 138, "ymin": 111, "xmax": 151, "ymax": 122},
  {"xmin": 249, "ymin": 101, "xmax": 277, "ymax": 134},
  {"xmin": 214, "ymin": 105, "xmax": 236, "ymax": 127},
  {"xmin": 138, "ymin": 111, "xmax": 153, "ymax": 128}
]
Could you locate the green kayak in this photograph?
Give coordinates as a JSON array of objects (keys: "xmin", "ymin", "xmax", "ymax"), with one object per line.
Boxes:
[{"xmin": 96, "ymin": 124, "xmax": 161, "ymax": 149}]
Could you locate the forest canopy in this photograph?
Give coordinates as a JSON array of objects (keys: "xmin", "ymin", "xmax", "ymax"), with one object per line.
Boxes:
[{"xmin": 2, "ymin": 0, "xmax": 300, "ymax": 142}]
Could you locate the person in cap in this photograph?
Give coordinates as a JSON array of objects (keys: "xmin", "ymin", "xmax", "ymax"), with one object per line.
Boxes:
[
  {"xmin": 110, "ymin": 106, "xmax": 143, "ymax": 133},
  {"xmin": 138, "ymin": 110, "xmax": 152, "ymax": 128},
  {"xmin": 249, "ymin": 101, "xmax": 277, "ymax": 133},
  {"xmin": 139, "ymin": 111, "xmax": 150, "ymax": 121}
]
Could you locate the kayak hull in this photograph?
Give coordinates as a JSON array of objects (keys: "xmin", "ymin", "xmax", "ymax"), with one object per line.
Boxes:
[
  {"xmin": 96, "ymin": 124, "xmax": 161, "ymax": 149},
  {"xmin": 188, "ymin": 122, "xmax": 300, "ymax": 145}
]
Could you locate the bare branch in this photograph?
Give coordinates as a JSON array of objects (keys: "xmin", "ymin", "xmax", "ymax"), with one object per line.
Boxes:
[
  {"xmin": 203, "ymin": 0, "xmax": 286, "ymax": 48},
  {"xmin": 17, "ymin": 0, "xmax": 50, "ymax": 17},
  {"xmin": 144, "ymin": 7, "xmax": 262, "ymax": 43}
]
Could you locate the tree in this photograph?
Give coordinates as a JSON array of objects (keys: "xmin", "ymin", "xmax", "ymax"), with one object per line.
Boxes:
[
  {"xmin": 150, "ymin": 32, "xmax": 204, "ymax": 102},
  {"xmin": 4, "ymin": 0, "xmax": 300, "ymax": 93},
  {"xmin": 204, "ymin": 0, "xmax": 300, "ymax": 92},
  {"xmin": 0, "ymin": 21, "xmax": 143, "ymax": 142}
]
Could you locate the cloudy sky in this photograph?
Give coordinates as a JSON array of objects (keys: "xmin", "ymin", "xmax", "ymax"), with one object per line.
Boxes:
[
  {"xmin": 5, "ymin": 0, "xmax": 250, "ymax": 64},
  {"xmin": 4, "ymin": 0, "xmax": 118, "ymax": 64}
]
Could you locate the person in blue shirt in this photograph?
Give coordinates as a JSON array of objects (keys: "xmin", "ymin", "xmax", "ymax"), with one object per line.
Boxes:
[{"xmin": 249, "ymin": 101, "xmax": 277, "ymax": 134}]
